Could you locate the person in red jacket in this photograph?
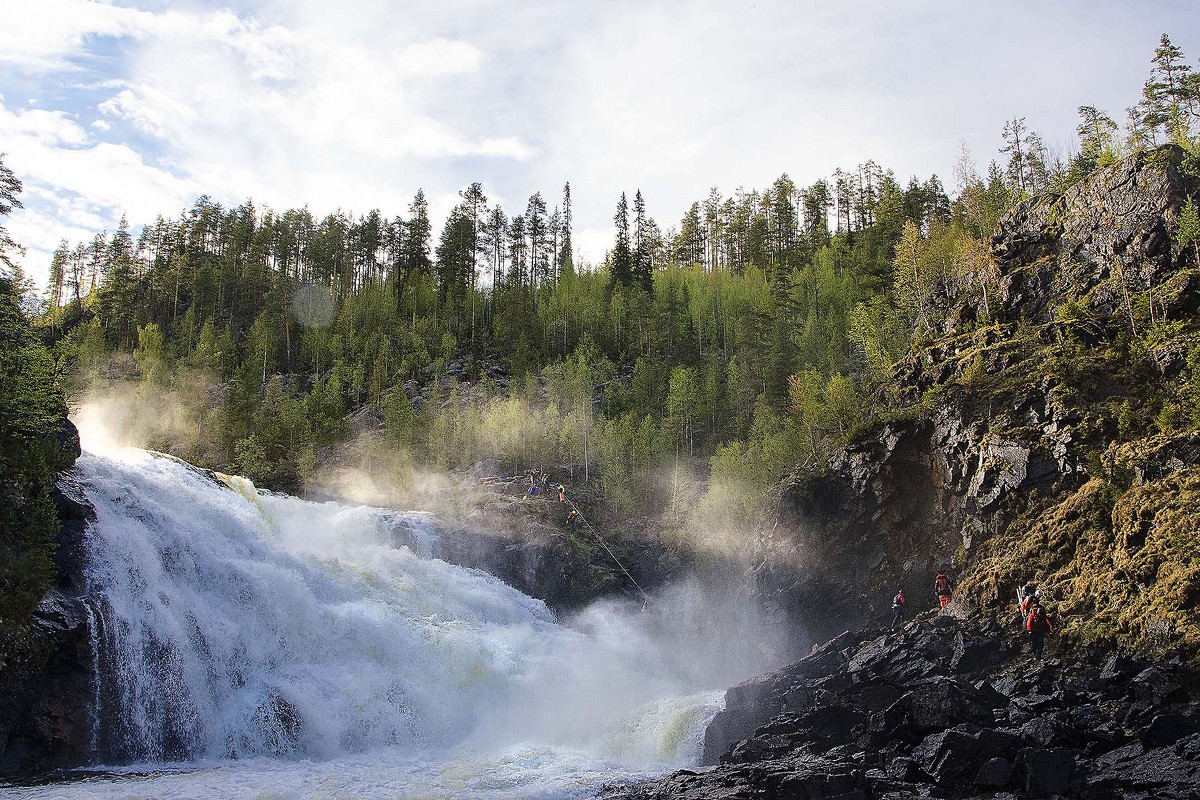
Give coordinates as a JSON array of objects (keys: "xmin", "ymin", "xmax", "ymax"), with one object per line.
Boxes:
[
  {"xmin": 1020, "ymin": 588, "xmax": 1042, "ymax": 624},
  {"xmin": 1026, "ymin": 604, "xmax": 1053, "ymax": 658}
]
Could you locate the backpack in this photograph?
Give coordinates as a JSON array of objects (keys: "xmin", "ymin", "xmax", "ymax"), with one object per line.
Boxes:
[
  {"xmin": 935, "ymin": 575, "xmax": 951, "ymax": 594},
  {"xmin": 893, "ymin": 592, "xmax": 905, "ymax": 607}
]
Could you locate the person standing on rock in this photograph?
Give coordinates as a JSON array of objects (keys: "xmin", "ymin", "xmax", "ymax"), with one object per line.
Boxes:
[
  {"xmin": 1026, "ymin": 604, "xmax": 1053, "ymax": 658},
  {"xmin": 891, "ymin": 590, "xmax": 906, "ymax": 630},
  {"xmin": 935, "ymin": 572, "xmax": 954, "ymax": 609}
]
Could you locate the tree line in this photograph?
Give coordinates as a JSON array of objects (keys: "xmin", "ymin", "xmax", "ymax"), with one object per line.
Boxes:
[{"xmin": 23, "ymin": 32, "xmax": 1200, "ymax": 527}]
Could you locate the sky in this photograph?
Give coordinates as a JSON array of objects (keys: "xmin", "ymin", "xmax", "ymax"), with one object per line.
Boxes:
[{"xmin": 1, "ymin": 0, "xmax": 1198, "ymax": 291}]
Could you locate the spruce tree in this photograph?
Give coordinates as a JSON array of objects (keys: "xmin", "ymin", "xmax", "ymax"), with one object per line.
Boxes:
[
  {"xmin": 560, "ymin": 182, "xmax": 573, "ymax": 275},
  {"xmin": 632, "ymin": 189, "xmax": 652, "ymax": 292},
  {"xmin": 611, "ymin": 192, "xmax": 632, "ymax": 288}
]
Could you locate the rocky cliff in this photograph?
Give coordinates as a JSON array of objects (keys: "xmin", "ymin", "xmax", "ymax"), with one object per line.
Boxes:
[
  {"xmin": 0, "ymin": 459, "xmax": 94, "ymax": 774},
  {"xmin": 615, "ymin": 145, "xmax": 1200, "ymax": 799},
  {"xmin": 609, "ymin": 614, "xmax": 1200, "ymax": 800},
  {"xmin": 755, "ymin": 145, "xmax": 1200, "ymax": 655}
]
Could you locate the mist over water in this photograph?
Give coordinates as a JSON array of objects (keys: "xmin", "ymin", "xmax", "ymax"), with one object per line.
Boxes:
[{"xmin": 19, "ymin": 445, "xmax": 785, "ymax": 798}]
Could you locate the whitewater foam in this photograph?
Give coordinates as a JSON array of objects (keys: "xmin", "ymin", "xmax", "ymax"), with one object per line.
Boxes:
[{"xmin": 47, "ymin": 447, "xmax": 732, "ymax": 800}]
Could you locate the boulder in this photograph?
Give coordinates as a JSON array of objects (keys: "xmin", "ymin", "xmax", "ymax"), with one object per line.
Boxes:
[
  {"xmin": 1014, "ymin": 746, "xmax": 1076, "ymax": 797},
  {"xmin": 1148, "ymin": 711, "xmax": 1200, "ymax": 747},
  {"xmin": 975, "ymin": 756, "xmax": 1013, "ymax": 789},
  {"xmin": 890, "ymin": 675, "xmax": 993, "ymax": 733},
  {"xmin": 0, "ymin": 590, "xmax": 94, "ymax": 772},
  {"xmin": 1099, "ymin": 654, "xmax": 1145, "ymax": 682},
  {"xmin": 1131, "ymin": 666, "xmax": 1181, "ymax": 706},
  {"xmin": 912, "ymin": 728, "xmax": 980, "ymax": 786}
]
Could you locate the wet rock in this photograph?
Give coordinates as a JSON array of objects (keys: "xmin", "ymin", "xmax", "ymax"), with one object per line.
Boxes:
[
  {"xmin": 1131, "ymin": 666, "xmax": 1181, "ymax": 706},
  {"xmin": 1014, "ymin": 746, "xmax": 1076, "ymax": 797},
  {"xmin": 1099, "ymin": 654, "xmax": 1145, "ymax": 682},
  {"xmin": 886, "ymin": 756, "xmax": 921, "ymax": 782},
  {"xmin": 891, "ymin": 675, "xmax": 994, "ymax": 733},
  {"xmin": 0, "ymin": 590, "xmax": 94, "ymax": 772},
  {"xmin": 975, "ymin": 756, "xmax": 1013, "ymax": 788},
  {"xmin": 912, "ymin": 728, "xmax": 980, "ymax": 786},
  {"xmin": 1148, "ymin": 711, "xmax": 1200, "ymax": 747},
  {"xmin": 1091, "ymin": 733, "xmax": 1200, "ymax": 798}
]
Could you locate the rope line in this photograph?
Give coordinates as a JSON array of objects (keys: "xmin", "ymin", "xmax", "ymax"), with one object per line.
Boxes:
[{"xmin": 564, "ymin": 496, "xmax": 652, "ymax": 606}]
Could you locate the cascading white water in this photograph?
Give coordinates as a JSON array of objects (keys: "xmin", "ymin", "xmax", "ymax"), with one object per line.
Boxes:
[{"xmin": 14, "ymin": 446, "xmax": 767, "ymax": 799}]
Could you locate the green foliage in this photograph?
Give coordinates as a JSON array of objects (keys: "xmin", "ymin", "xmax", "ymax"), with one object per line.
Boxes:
[
  {"xmin": 1177, "ymin": 198, "xmax": 1200, "ymax": 269},
  {"xmin": 0, "ymin": 273, "xmax": 72, "ymax": 625}
]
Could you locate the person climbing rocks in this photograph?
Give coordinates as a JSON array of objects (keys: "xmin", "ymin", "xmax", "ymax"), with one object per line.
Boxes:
[
  {"xmin": 1026, "ymin": 603, "xmax": 1053, "ymax": 658},
  {"xmin": 557, "ymin": 483, "xmax": 566, "ymax": 502},
  {"xmin": 1020, "ymin": 589, "xmax": 1042, "ymax": 624},
  {"xmin": 891, "ymin": 590, "xmax": 906, "ymax": 630},
  {"xmin": 566, "ymin": 508, "xmax": 579, "ymax": 527},
  {"xmin": 934, "ymin": 572, "xmax": 954, "ymax": 609}
]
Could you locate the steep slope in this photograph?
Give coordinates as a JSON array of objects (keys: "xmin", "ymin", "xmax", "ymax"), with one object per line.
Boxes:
[
  {"xmin": 754, "ymin": 145, "xmax": 1200, "ymax": 655},
  {"xmin": 610, "ymin": 146, "xmax": 1200, "ymax": 800}
]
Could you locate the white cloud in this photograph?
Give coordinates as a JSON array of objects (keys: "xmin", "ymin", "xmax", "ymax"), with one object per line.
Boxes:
[
  {"xmin": 0, "ymin": 101, "xmax": 90, "ymax": 146},
  {"xmin": 395, "ymin": 38, "xmax": 485, "ymax": 77},
  {"xmin": 2, "ymin": 0, "xmax": 1199, "ymax": 284},
  {"xmin": 574, "ymin": 226, "xmax": 612, "ymax": 270}
]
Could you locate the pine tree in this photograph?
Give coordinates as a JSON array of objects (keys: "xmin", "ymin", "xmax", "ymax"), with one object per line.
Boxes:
[
  {"xmin": 802, "ymin": 180, "xmax": 832, "ymax": 251},
  {"xmin": 526, "ymin": 192, "xmax": 549, "ymax": 289},
  {"xmin": 999, "ymin": 117, "xmax": 1050, "ymax": 196},
  {"xmin": 482, "ymin": 205, "xmax": 509, "ymax": 291},
  {"xmin": 0, "ymin": 154, "xmax": 24, "ymax": 275},
  {"xmin": 632, "ymin": 189, "xmax": 652, "ymax": 292},
  {"xmin": 399, "ymin": 189, "xmax": 432, "ymax": 301},
  {"xmin": 560, "ymin": 182, "xmax": 573, "ymax": 274},
  {"xmin": 461, "ymin": 182, "xmax": 488, "ymax": 293},
  {"xmin": 435, "ymin": 205, "xmax": 473, "ymax": 307},
  {"xmin": 1143, "ymin": 34, "xmax": 1196, "ymax": 134},
  {"xmin": 611, "ymin": 192, "xmax": 632, "ymax": 288},
  {"xmin": 47, "ymin": 240, "xmax": 68, "ymax": 310},
  {"xmin": 1077, "ymin": 105, "xmax": 1119, "ymax": 164}
]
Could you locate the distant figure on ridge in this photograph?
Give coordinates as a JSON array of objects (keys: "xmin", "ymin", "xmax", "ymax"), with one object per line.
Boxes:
[
  {"xmin": 891, "ymin": 590, "xmax": 906, "ymax": 630},
  {"xmin": 1026, "ymin": 603, "xmax": 1053, "ymax": 658},
  {"xmin": 935, "ymin": 572, "xmax": 954, "ymax": 609}
]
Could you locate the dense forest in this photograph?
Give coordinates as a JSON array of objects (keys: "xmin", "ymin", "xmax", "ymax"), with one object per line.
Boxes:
[{"xmin": 13, "ymin": 33, "xmax": 1200, "ymax": 551}]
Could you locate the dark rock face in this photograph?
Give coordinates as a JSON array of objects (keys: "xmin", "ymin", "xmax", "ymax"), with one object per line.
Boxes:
[
  {"xmin": 609, "ymin": 614, "xmax": 1200, "ymax": 800},
  {"xmin": 994, "ymin": 146, "xmax": 1192, "ymax": 325},
  {"xmin": 0, "ymin": 472, "xmax": 96, "ymax": 774},
  {"xmin": 754, "ymin": 145, "xmax": 1200, "ymax": 651},
  {"xmin": 0, "ymin": 591, "xmax": 93, "ymax": 773}
]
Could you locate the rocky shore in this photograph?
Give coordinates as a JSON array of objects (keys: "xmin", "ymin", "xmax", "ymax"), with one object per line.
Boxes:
[{"xmin": 610, "ymin": 605, "xmax": 1200, "ymax": 799}]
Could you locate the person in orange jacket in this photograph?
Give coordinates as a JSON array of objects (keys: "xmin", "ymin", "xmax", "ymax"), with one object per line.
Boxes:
[
  {"xmin": 934, "ymin": 572, "xmax": 954, "ymax": 609},
  {"xmin": 1026, "ymin": 603, "xmax": 1053, "ymax": 658}
]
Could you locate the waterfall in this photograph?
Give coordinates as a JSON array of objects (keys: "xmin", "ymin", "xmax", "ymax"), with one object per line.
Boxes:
[{"xmin": 73, "ymin": 448, "xmax": 726, "ymax": 773}]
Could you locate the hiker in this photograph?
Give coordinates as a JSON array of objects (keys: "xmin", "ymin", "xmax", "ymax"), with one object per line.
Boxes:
[
  {"xmin": 1026, "ymin": 604, "xmax": 1053, "ymax": 658},
  {"xmin": 1020, "ymin": 589, "xmax": 1042, "ymax": 623},
  {"xmin": 891, "ymin": 590, "xmax": 906, "ymax": 630},
  {"xmin": 566, "ymin": 508, "xmax": 579, "ymax": 527},
  {"xmin": 557, "ymin": 483, "xmax": 566, "ymax": 502},
  {"xmin": 526, "ymin": 484, "xmax": 539, "ymax": 499},
  {"xmin": 934, "ymin": 572, "xmax": 954, "ymax": 609}
]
